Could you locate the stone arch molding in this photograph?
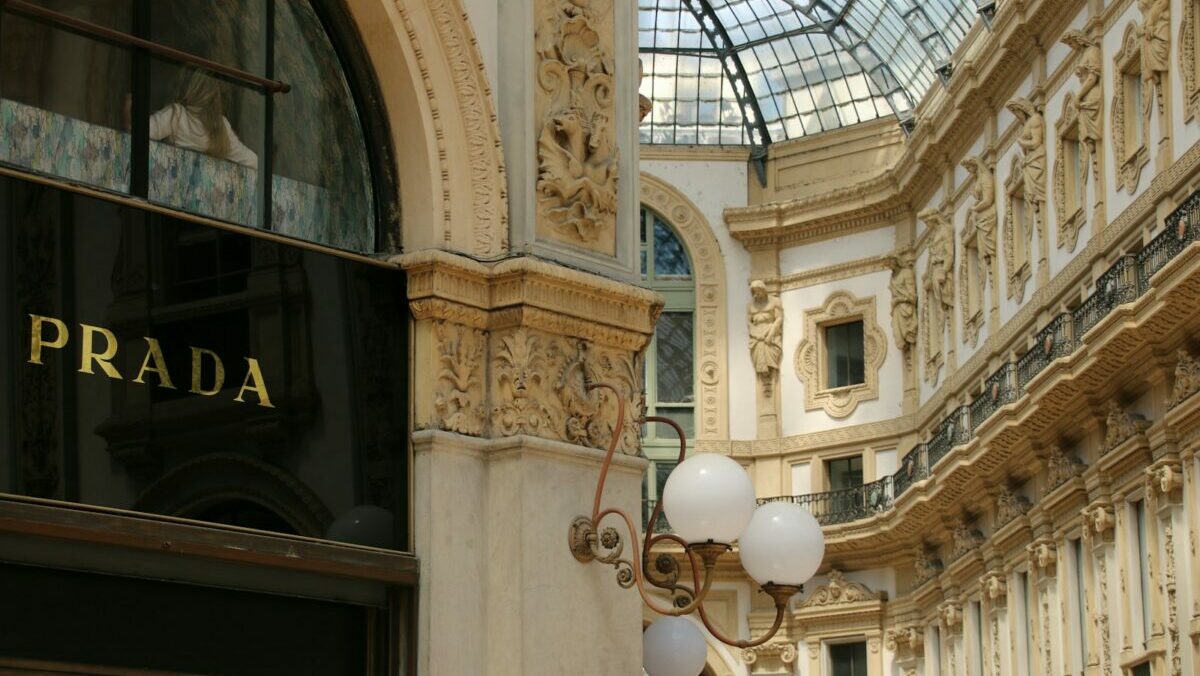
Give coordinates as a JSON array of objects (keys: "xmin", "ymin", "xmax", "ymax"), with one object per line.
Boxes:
[
  {"xmin": 344, "ymin": 0, "xmax": 508, "ymax": 256},
  {"xmin": 640, "ymin": 172, "xmax": 729, "ymax": 441}
]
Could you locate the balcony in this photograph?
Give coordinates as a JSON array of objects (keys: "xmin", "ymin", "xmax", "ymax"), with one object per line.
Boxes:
[{"xmin": 758, "ymin": 476, "xmax": 894, "ymax": 526}]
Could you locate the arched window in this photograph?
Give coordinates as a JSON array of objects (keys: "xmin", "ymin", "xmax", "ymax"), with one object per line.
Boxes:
[
  {"xmin": 0, "ymin": 0, "xmax": 390, "ymax": 253},
  {"xmin": 640, "ymin": 205, "xmax": 694, "ymax": 529}
]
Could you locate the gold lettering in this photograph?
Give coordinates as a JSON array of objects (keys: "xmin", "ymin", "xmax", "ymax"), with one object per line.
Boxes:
[
  {"xmin": 133, "ymin": 337, "xmax": 175, "ymax": 389},
  {"xmin": 234, "ymin": 358, "xmax": 274, "ymax": 408},
  {"xmin": 189, "ymin": 347, "xmax": 225, "ymax": 395},
  {"xmin": 79, "ymin": 324, "xmax": 122, "ymax": 379},
  {"xmin": 28, "ymin": 314, "xmax": 69, "ymax": 365}
]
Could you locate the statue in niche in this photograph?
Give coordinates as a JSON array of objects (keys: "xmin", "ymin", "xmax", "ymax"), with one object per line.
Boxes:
[
  {"xmin": 1062, "ymin": 30, "xmax": 1103, "ymax": 180},
  {"xmin": 962, "ymin": 156, "xmax": 997, "ymax": 275},
  {"xmin": 888, "ymin": 250, "xmax": 918, "ymax": 352},
  {"xmin": 1006, "ymin": 98, "xmax": 1047, "ymax": 217},
  {"xmin": 922, "ymin": 208, "xmax": 955, "ymax": 317},
  {"xmin": 747, "ymin": 280, "xmax": 783, "ymax": 397},
  {"xmin": 1138, "ymin": 0, "xmax": 1170, "ymax": 114},
  {"xmin": 535, "ymin": 0, "xmax": 619, "ymax": 246}
]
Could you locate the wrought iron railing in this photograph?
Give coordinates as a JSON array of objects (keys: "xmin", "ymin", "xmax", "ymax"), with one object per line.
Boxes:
[
  {"xmin": 969, "ymin": 363, "xmax": 1017, "ymax": 435},
  {"xmin": 759, "ymin": 476, "xmax": 894, "ymax": 526},
  {"xmin": 893, "ymin": 443, "xmax": 927, "ymax": 497},
  {"xmin": 641, "ymin": 499, "xmax": 671, "ymax": 534},
  {"xmin": 1017, "ymin": 313, "xmax": 1075, "ymax": 391},
  {"xmin": 746, "ymin": 190, "xmax": 1200, "ymax": 531},
  {"xmin": 1073, "ymin": 255, "xmax": 1138, "ymax": 342}
]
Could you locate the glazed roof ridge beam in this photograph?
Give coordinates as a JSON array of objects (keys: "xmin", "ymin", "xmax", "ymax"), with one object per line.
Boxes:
[{"xmin": 682, "ymin": 0, "xmax": 773, "ymax": 148}]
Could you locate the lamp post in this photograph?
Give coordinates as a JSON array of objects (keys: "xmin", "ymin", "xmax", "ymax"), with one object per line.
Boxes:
[{"xmin": 568, "ymin": 384, "xmax": 825, "ymax": 676}]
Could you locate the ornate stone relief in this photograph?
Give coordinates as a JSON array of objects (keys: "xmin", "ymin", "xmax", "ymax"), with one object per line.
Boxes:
[
  {"xmin": 433, "ymin": 321, "xmax": 486, "ymax": 436},
  {"xmin": 741, "ymin": 641, "xmax": 796, "ymax": 667},
  {"xmin": 939, "ymin": 601, "xmax": 963, "ymax": 634},
  {"xmin": 1169, "ymin": 347, "xmax": 1200, "ymax": 407},
  {"xmin": 1083, "ymin": 503, "xmax": 1116, "ymax": 539},
  {"xmin": 951, "ymin": 519, "xmax": 985, "ymax": 560},
  {"xmin": 1063, "ymin": 30, "xmax": 1103, "ymax": 184},
  {"xmin": 913, "ymin": 545, "xmax": 944, "ymax": 588},
  {"xmin": 982, "ymin": 572, "xmax": 1007, "ymax": 601},
  {"xmin": 888, "ymin": 250, "xmax": 919, "ymax": 353},
  {"xmin": 994, "ymin": 486, "xmax": 1031, "ymax": 526},
  {"xmin": 1028, "ymin": 538, "xmax": 1058, "ymax": 577},
  {"xmin": 1147, "ymin": 460, "xmax": 1184, "ymax": 503},
  {"xmin": 961, "ymin": 157, "xmax": 995, "ymax": 346},
  {"xmin": 1181, "ymin": 0, "xmax": 1200, "ymax": 120},
  {"xmin": 1103, "ymin": 401, "xmax": 1150, "ymax": 451},
  {"xmin": 921, "ymin": 207, "xmax": 954, "ymax": 384},
  {"xmin": 1045, "ymin": 445, "xmax": 1086, "ymax": 489},
  {"xmin": 748, "ymin": 280, "xmax": 783, "ymax": 398},
  {"xmin": 535, "ymin": 0, "xmax": 618, "ymax": 253},
  {"xmin": 1113, "ymin": 23, "xmax": 1152, "ymax": 194},
  {"xmin": 1139, "ymin": 0, "xmax": 1170, "ymax": 115},
  {"xmin": 800, "ymin": 569, "xmax": 884, "ymax": 607},
  {"xmin": 795, "ymin": 291, "xmax": 887, "ymax": 418},
  {"xmin": 884, "ymin": 625, "xmax": 924, "ymax": 654},
  {"xmin": 1004, "ymin": 98, "xmax": 1045, "ymax": 302}
]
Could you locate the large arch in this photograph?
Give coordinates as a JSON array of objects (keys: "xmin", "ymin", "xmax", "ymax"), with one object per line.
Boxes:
[
  {"xmin": 640, "ymin": 172, "xmax": 729, "ymax": 442},
  {"xmin": 343, "ymin": 0, "xmax": 508, "ymax": 256}
]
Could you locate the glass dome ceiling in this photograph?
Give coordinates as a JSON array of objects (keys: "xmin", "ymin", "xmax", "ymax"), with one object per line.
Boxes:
[{"xmin": 638, "ymin": 0, "xmax": 978, "ymax": 146}]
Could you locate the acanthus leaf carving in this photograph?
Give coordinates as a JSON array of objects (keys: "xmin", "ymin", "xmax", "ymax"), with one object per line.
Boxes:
[
  {"xmin": 535, "ymin": 0, "xmax": 618, "ymax": 251},
  {"xmin": 800, "ymin": 569, "xmax": 883, "ymax": 607},
  {"xmin": 491, "ymin": 328, "xmax": 557, "ymax": 438},
  {"xmin": 433, "ymin": 321, "xmax": 486, "ymax": 436}
]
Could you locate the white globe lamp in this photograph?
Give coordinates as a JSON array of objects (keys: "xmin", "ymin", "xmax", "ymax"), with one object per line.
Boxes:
[
  {"xmin": 643, "ymin": 616, "xmax": 707, "ymax": 676},
  {"xmin": 661, "ymin": 453, "xmax": 755, "ymax": 545},
  {"xmin": 738, "ymin": 501, "xmax": 824, "ymax": 587}
]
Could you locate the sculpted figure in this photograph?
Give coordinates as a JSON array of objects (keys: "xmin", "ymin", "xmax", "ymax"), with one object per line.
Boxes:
[
  {"xmin": 1006, "ymin": 98, "xmax": 1046, "ymax": 211},
  {"xmin": 888, "ymin": 250, "xmax": 918, "ymax": 351},
  {"xmin": 747, "ymin": 280, "xmax": 783, "ymax": 394},
  {"xmin": 922, "ymin": 208, "xmax": 955, "ymax": 314},
  {"xmin": 962, "ymin": 156, "xmax": 996, "ymax": 266},
  {"xmin": 1062, "ymin": 30, "xmax": 1102, "ymax": 180},
  {"xmin": 1139, "ymin": 0, "xmax": 1170, "ymax": 113}
]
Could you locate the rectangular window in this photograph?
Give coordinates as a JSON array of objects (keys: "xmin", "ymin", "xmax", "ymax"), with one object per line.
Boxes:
[
  {"xmin": 1072, "ymin": 537, "xmax": 1088, "ymax": 667},
  {"xmin": 825, "ymin": 320, "xmax": 865, "ymax": 388},
  {"xmin": 1125, "ymin": 70, "xmax": 1144, "ymax": 153},
  {"xmin": 1131, "ymin": 662, "xmax": 1152, "ymax": 676},
  {"xmin": 1064, "ymin": 137, "xmax": 1084, "ymax": 215},
  {"xmin": 826, "ymin": 456, "xmax": 864, "ymax": 492},
  {"xmin": 1134, "ymin": 500, "xmax": 1151, "ymax": 644},
  {"xmin": 830, "ymin": 641, "xmax": 867, "ymax": 676},
  {"xmin": 929, "ymin": 626, "xmax": 942, "ymax": 676},
  {"xmin": 1018, "ymin": 571, "xmax": 1034, "ymax": 676}
]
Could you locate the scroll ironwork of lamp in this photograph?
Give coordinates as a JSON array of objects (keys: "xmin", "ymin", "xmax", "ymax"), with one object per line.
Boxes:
[{"xmin": 568, "ymin": 384, "xmax": 825, "ymax": 676}]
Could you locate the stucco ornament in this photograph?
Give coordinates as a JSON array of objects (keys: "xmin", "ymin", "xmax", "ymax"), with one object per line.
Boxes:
[
  {"xmin": 950, "ymin": 519, "xmax": 984, "ymax": 560},
  {"xmin": 962, "ymin": 157, "xmax": 997, "ymax": 270},
  {"xmin": 1045, "ymin": 445, "xmax": 1085, "ymax": 488},
  {"xmin": 1062, "ymin": 30, "xmax": 1103, "ymax": 181},
  {"xmin": 994, "ymin": 486, "xmax": 1030, "ymax": 526},
  {"xmin": 433, "ymin": 321, "xmax": 486, "ymax": 436},
  {"xmin": 1138, "ymin": 0, "xmax": 1170, "ymax": 115},
  {"xmin": 1103, "ymin": 401, "xmax": 1149, "ymax": 450},
  {"xmin": 800, "ymin": 569, "xmax": 882, "ymax": 607},
  {"xmin": 747, "ymin": 280, "xmax": 783, "ymax": 397},
  {"xmin": 1006, "ymin": 98, "xmax": 1047, "ymax": 213},
  {"xmin": 535, "ymin": 0, "xmax": 618, "ymax": 249},
  {"xmin": 1028, "ymin": 539, "xmax": 1057, "ymax": 576},
  {"xmin": 983, "ymin": 573, "xmax": 1007, "ymax": 600},
  {"xmin": 1169, "ymin": 347, "xmax": 1200, "ymax": 407},
  {"xmin": 741, "ymin": 641, "xmax": 796, "ymax": 666},
  {"xmin": 492, "ymin": 329, "xmax": 556, "ymax": 437},
  {"xmin": 912, "ymin": 545, "xmax": 943, "ymax": 587},
  {"xmin": 888, "ymin": 250, "xmax": 919, "ymax": 352},
  {"xmin": 794, "ymin": 291, "xmax": 887, "ymax": 418}
]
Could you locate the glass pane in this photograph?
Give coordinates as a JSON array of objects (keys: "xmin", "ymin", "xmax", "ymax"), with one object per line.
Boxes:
[
  {"xmin": 653, "ymin": 217, "xmax": 691, "ymax": 277},
  {"xmin": 827, "ymin": 456, "xmax": 863, "ymax": 491},
  {"xmin": 0, "ymin": 10, "xmax": 132, "ymax": 192},
  {"xmin": 273, "ymin": 0, "xmax": 376, "ymax": 252},
  {"xmin": 826, "ymin": 321, "xmax": 865, "ymax": 387},
  {"xmin": 655, "ymin": 312, "xmax": 694, "ymax": 404},
  {"xmin": 830, "ymin": 642, "xmax": 867, "ymax": 676},
  {"xmin": 650, "ymin": 409, "xmax": 694, "ymax": 439},
  {"xmin": 146, "ymin": 59, "xmax": 264, "ymax": 227},
  {"xmin": 0, "ymin": 175, "xmax": 409, "ymax": 551},
  {"xmin": 149, "ymin": 0, "xmax": 267, "ymax": 75}
]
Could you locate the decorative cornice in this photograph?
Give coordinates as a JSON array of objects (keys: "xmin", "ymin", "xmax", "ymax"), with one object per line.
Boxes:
[
  {"xmin": 799, "ymin": 569, "xmax": 885, "ymax": 608},
  {"xmin": 777, "ymin": 255, "xmax": 893, "ymax": 291}
]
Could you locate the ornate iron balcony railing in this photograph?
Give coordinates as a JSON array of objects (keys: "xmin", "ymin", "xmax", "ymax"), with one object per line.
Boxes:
[
  {"xmin": 758, "ymin": 476, "xmax": 894, "ymax": 526},
  {"xmin": 1017, "ymin": 313, "xmax": 1075, "ymax": 391},
  {"xmin": 927, "ymin": 406, "xmax": 971, "ymax": 468},
  {"xmin": 969, "ymin": 363, "xmax": 1017, "ymax": 435},
  {"xmin": 1073, "ymin": 255, "xmax": 1138, "ymax": 342},
  {"xmin": 893, "ymin": 443, "xmax": 927, "ymax": 497}
]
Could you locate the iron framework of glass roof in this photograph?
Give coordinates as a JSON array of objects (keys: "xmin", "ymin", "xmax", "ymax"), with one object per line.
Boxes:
[{"xmin": 638, "ymin": 0, "xmax": 980, "ymax": 153}]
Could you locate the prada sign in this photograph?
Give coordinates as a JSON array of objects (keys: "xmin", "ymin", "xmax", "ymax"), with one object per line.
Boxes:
[
  {"xmin": 28, "ymin": 315, "xmax": 274, "ymax": 408},
  {"xmin": 1, "ymin": 176, "xmax": 409, "ymax": 548}
]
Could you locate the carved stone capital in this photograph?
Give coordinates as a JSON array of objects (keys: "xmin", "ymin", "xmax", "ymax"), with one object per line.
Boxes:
[
  {"xmin": 982, "ymin": 572, "xmax": 1008, "ymax": 600},
  {"xmin": 1146, "ymin": 460, "xmax": 1184, "ymax": 504},
  {"xmin": 1082, "ymin": 502, "xmax": 1116, "ymax": 541},
  {"xmin": 1027, "ymin": 538, "xmax": 1058, "ymax": 577}
]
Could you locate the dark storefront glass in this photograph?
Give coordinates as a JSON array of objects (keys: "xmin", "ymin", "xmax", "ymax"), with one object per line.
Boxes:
[{"xmin": 0, "ymin": 175, "xmax": 409, "ymax": 551}]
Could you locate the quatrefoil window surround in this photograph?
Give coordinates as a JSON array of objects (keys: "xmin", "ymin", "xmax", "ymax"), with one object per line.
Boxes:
[{"xmin": 795, "ymin": 291, "xmax": 887, "ymax": 419}]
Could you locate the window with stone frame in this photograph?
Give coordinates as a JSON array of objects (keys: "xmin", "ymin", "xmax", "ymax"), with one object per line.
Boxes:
[
  {"xmin": 1004, "ymin": 154, "xmax": 1033, "ymax": 303},
  {"xmin": 795, "ymin": 292, "xmax": 887, "ymax": 419},
  {"xmin": 1054, "ymin": 93, "xmax": 1087, "ymax": 252},
  {"xmin": 1113, "ymin": 23, "xmax": 1149, "ymax": 193}
]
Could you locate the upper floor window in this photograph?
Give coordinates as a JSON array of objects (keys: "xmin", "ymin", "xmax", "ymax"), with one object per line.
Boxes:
[
  {"xmin": 0, "ymin": 0, "xmax": 386, "ymax": 253},
  {"xmin": 825, "ymin": 320, "xmax": 865, "ymax": 388},
  {"xmin": 639, "ymin": 206, "xmax": 694, "ymax": 528},
  {"xmin": 829, "ymin": 640, "xmax": 867, "ymax": 676}
]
